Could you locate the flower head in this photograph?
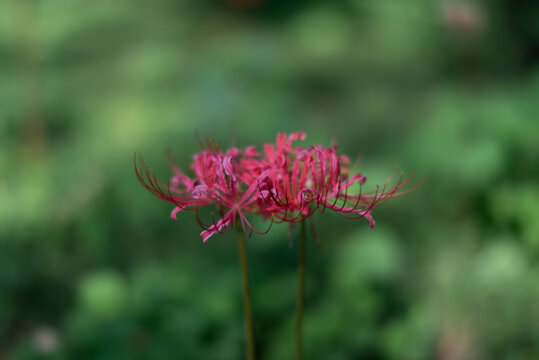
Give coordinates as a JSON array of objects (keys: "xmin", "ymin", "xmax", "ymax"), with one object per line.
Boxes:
[
  {"xmin": 135, "ymin": 145, "xmax": 273, "ymax": 242},
  {"xmin": 256, "ymin": 133, "xmax": 419, "ymax": 228},
  {"xmin": 135, "ymin": 133, "xmax": 421, "ymax": 242}
]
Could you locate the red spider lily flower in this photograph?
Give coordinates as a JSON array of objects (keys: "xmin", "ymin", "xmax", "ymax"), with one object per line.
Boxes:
[
  {"xmin": 256, "ymin": 133, "xmax": 421, "ymax": 228},
  {"xmin": 135, "ymin": 133, "xmax": 421, "ymax": 242},
  {"xmin": 134, "ymin": 146, "xmax": 274, "ymax": 242}
]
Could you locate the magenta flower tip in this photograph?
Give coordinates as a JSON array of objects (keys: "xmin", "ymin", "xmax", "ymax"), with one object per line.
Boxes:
[{"xmin": 171, "ymin": 207, "xmax": 182, "ymax": 220}]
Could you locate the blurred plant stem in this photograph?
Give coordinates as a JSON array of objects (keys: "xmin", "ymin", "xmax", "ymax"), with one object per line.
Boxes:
[
  {"xmin": 295, "ymin": 221, "xmax": 306, "ymax": 360},
  {"xmin": 236, "ymin": 221, "xmax": 256, "ymax": 360},
  {"xmin": 15, "ymin": 1, "xmax": 47, "ymax": 162}
]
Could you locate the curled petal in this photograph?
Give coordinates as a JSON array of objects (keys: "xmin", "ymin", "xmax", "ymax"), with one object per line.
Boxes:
[
  {"xmin": 289, "ymin": 132, "xmax": 306, "ymax": 142},
  {"xmin": 324, "ymin": 200, "xmax": 376, "ymax": 228},
  {"xmin": 364, "ymin": 212, "xmax": 375, "ymax": 228},
  {"xmin": 192, "ymin": 185, "xmax": 209, "ymax": 198},
  {"xmin": 263, "ymin": 144, "xmax": 275, "ymax": 163},
  {"xmin": 276, "ymin": 133, "xmax": 288, "ymax": 152},
  {"xmin": 171, "ymin": 206, "xmax": 183, "ymax": 220},
  {"xmin": 227, "ymin": 147, "xmax": 240, "ymax": 157},
  {"xmin": 340, "ymin": 173, "xmax": 366, "ymax": 190},
  {"xmin": 223, "ymin": 156, "xmax": 236, "ymax": 180},
  {"xmin": 244, "ymin": 146, "xmax": 259, "ymax": 157},
  {"xmin": 200, "ymin": 213, "xmax": 233, "ymax": 243}
]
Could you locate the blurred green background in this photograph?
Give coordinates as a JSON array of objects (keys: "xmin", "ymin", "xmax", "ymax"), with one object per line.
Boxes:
[{"xmin": 1, "ymin": 0, "xmax": 539, "ymax": 359}]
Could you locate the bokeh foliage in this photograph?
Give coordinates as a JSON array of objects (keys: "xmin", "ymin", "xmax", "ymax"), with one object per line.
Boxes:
[{"xmin": 1, "ymin": 0, "xmax": 538, "ymax": 359}]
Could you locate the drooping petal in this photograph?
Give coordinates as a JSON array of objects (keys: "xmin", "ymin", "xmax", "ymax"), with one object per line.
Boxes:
[
  {"xmin": 200, "ymin": 212, "xmax": 234, "ymax": 243},
  {"xmin": 171, "ymin": 206, "xmax": 183, "ymax": 220},
  {"xmin": 323, "ymin": 200, "xmax": 376, "ymax": 228}
]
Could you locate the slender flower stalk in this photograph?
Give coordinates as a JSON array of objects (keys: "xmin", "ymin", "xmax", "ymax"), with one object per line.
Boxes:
[
  {"xmin": 295, "ymin": 221, "xmax": 306, "ymax": 360},
  {"xmin": 134, "ymin": 132, "xmax": 421, "ymax": 359},
  {"xmin": 236, "ymin": 221, "xmax": 256, "ymax": 360}
]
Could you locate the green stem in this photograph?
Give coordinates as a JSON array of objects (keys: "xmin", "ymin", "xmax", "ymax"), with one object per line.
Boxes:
[
  {"xmin": 236, "ymin": 222, "xmax": 256, "ymax": 360},
  {"xmin": 295, "ymin": 221, "xmax": 306, "ymax": 360}
]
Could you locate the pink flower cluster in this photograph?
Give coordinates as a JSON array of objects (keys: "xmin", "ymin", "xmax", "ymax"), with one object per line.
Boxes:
[{"xmin": 135, "ymin": 132, "xmax": 416, "ymax": 242}]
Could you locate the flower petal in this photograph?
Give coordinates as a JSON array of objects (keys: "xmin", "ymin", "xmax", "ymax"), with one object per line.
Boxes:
[
  {"xmin": 171, "ymin": 206, "xmax": 183, "ymax": 220},
  {"xmin": 200, "ymin": 213, "xmax": 233, "ymax": 243}
]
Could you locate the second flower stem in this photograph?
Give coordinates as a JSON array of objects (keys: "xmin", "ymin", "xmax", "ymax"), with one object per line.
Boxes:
[
  {"xmin": 236, "ymin": 221, "xmax": 256, "ymax": 360},
  {"xmin": 296, "ymin": 221, "xmax": 306, "ymax": 360}
]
